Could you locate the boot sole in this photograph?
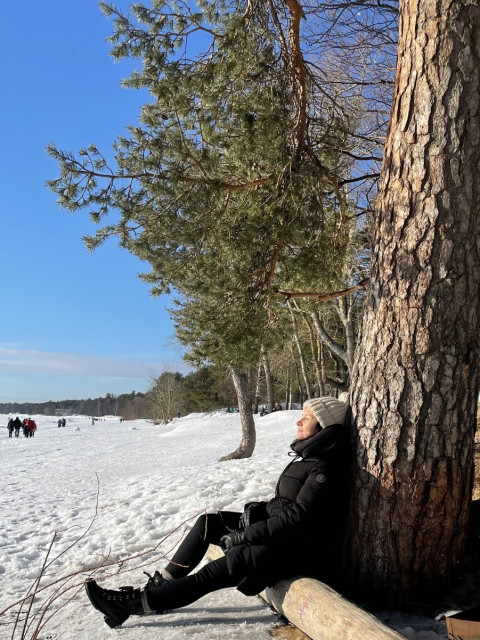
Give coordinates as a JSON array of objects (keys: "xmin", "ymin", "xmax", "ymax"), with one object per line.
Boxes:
[{"xmin": 85, "ymin": 580, "xmax": 129, "ymax": 628}]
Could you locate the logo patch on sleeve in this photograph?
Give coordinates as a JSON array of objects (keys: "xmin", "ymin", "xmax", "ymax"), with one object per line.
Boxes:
[{"xmin": 316, "ymin": 473, "xmax": 327, "ymax": 483}]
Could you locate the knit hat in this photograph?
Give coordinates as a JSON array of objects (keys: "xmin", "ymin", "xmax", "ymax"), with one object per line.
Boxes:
[{"xmin": 303, "ymin": 396, "xmax": 349, "ymax": 429}]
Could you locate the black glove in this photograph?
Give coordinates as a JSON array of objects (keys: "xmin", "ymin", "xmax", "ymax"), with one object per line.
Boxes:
[
  {"xmin": 219, "ymin": 530, "xmax": 246, "ymax": 552},
  {"xmin": 239, "ymin": 502, "xmax": 265, "ymax": 529}
]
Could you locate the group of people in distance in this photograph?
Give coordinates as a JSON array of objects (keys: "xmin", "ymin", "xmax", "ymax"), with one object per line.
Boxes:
[
  {"xmin": 259, "ymin": 401, "xmax": 283, "ymax": 416},
  {"xmin": 7, "ymin": 416, "xmax": 37, "ymax": 438},
  {"xmin": 57, "ymin": 418, "xmax": 67, "ymax": 428}
]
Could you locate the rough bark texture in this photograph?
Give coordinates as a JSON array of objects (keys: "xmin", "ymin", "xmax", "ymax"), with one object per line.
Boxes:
[
  {"xmin": 347, "ymin": 0, "xmax": 480, "ymax": 604},
  {"xmin": 218, "ymin": 369, "xmax": 256, "ymax": 461}
]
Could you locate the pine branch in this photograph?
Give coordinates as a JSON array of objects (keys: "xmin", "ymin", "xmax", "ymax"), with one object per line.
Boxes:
[{"xmin": 274, "ymin": 278, "xmax": 369, "ymax": 302}]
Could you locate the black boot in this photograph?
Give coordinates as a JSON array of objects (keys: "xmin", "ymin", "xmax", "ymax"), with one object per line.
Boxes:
[
  {"xmin": 85, "ymin": 579, "xmax": 146, "ymax": 628},
  {"xmin": 144, "ymin": 570, "xmax": 169, "ymax": 591},
  {"xmin": 119, "ymin": 570, "xmax": 169, "ymax": 594}
]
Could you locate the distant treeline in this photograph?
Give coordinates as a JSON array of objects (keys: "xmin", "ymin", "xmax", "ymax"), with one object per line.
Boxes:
[
  {"xmin": 0, "ymin": 391, "xmax": 148, "ymax": 420},
  {"xmin": 0, "ymin": 366, "xmax": 240, "ymax": 421}
]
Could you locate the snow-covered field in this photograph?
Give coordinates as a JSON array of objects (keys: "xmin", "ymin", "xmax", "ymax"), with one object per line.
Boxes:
[{"xmin": 0, "ymin": 410, "xmax": 451, "ymax": 639}]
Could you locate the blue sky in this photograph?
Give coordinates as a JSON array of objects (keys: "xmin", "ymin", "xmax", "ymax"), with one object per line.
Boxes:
[{"xmin": 0, "ymin": 1, "xmax": 189, "ymax": 403}]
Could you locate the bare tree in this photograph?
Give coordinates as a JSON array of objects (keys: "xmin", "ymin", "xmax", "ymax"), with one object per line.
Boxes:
[{"xmin": 147, "ymin": 370, "xmax": 184, "ymax": 423}]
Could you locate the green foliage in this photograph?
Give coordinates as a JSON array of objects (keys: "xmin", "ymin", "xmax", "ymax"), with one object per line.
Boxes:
[
  {"xmin": 47, "ymin": 1, "xmax": 357, "ymax": 370},
  {"xmin": 145, "ymin": 364, "xmax": 243, "ymax": 416},
  {"xmin": 182, "ymin": 365, "xmax": 227, "ymax": 411}
]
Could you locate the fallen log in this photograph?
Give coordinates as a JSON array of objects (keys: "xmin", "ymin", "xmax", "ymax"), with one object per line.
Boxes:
[{"xmin": 207, "ymin": 544, "xmax": 406, "ymax": 640}]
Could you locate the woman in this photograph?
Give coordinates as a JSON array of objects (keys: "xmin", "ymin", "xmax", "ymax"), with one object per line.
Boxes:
[{"xmin": 85, "ymin": 396, "xmax": 350, "ymax": 628}]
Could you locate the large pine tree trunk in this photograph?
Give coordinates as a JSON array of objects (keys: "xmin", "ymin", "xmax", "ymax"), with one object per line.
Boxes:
[
  {"xmin": 347, "ymin": 0, "xmax": 480, "ymax": 605},
  {"xmin": 219, "ymin": 368, "xmax": 256, "ymax": 461}
]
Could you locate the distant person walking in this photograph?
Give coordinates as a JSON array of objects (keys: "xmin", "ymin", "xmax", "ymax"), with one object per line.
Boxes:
[
  {"xmin": 24, "ymin": 418, "xmax": 37, "ymax": 438},
  {"xmin": 62, "ymin": 418, "xmax": 67, "ymax": 428},
  {"xmin": 7, "ymin": 418, "xmax": 14, "ymax": 437},
  {"xmin": 58, "ymin": 419, "xmax": 63, "ymax": 428},
  {"xmin": 13, "ymin": 416, "xmax": 22, "ymax": 437}
]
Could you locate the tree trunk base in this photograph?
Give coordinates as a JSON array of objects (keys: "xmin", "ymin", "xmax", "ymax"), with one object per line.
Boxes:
[{"xmin": 218, "ymin": 444, "xmax": 254, "ymax": 461}]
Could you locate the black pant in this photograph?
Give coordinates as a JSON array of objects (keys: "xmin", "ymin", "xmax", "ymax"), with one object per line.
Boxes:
[{"xmin": 146, "ymin": 512, "xmax": 241, "ymax": 612}]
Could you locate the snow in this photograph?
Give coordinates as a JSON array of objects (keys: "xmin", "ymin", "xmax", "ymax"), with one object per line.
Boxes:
[{"xmin": 0, "ymin": 410, "xmax": 452, "ymax": 639}]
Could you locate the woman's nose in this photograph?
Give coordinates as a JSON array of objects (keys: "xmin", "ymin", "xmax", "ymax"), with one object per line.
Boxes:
[{"xmin": 296, "ymin": 419, "xmax": 302, "ymax": 426}]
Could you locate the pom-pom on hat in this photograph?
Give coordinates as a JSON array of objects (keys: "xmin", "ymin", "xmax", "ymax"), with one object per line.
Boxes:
[{"xmin": 303, "ymin": 396, "xmax": 349, "ymax": 429}]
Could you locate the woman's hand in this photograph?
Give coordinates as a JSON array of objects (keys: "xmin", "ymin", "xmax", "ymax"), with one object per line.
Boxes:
[
  {"xmin": 239, "ymin": 502, "xmax": 266, "ymax": 529},
  {"xmin": 219, "ymin": 530, "xmax": 246, "ymax": 552}
]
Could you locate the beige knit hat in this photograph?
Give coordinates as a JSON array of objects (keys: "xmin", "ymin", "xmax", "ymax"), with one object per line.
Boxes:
[{"xmin": 303, "ymin": 396, "xmax": 349, "ymax": 428}]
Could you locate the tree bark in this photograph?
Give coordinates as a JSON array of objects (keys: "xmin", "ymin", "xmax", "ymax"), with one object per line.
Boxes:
[
  {"xmin": 289, "ymin": 301, "xmax": 313, "ymax": 398},
  {"xmin": 253, "ymin": 359, "xmax": 262, "ymax": 414},
  {"xmin": 337, "ymin": 296, "xmax": 356, "ymax": 370},
  {"xmin": 262, "ymin": 347, "xmax": 275, "ymax": 412},
  {"xmin": 293, "ymin": 355, "xmax": 304, "ymax": 405},
  {"xmin": 301, "ymin": 311, "xmax": 323, "ymax": 396},
  {"xmin": 347, "ymin": 0, "xmax": 480, "ymax": 605},
  {"xmin": 219, "ymin": 368, "xmax": 256, "ymax": 461},
  {"xmin": 316, "ymin": 338, "xmax": 326, "ymax": 397},
  {"xmin": 285, "ymin": 356, "xmax": 294, "ymax": 409},
  {"xmin": 311, "ymin": 310, "xmax": 348, "ymax": 366}
]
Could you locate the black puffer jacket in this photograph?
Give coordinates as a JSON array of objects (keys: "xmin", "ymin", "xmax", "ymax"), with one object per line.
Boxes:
[{"xmin": 226, "ymin": 422, "xmax": 350, "ymax": 595}]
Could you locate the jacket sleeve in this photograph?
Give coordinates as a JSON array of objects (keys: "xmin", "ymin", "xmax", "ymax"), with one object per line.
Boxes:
[{"xmin": 243, "ymin": 461, "xmax": 329, "ymax": 544}]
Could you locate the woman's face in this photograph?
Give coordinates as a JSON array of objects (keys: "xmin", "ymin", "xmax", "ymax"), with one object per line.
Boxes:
[{"xmin": 296, "ymin": 407, "xmax": 320, "ymax": 440}]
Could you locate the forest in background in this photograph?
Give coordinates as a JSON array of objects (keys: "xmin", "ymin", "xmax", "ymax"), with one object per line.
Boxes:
[
  {"xmin": 0, "ymin": 358, "xmax": 314, "ymax": 422},
  {"xmin": 0, "ymin": 391, "xmax": 147, "ymax": 420}
]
